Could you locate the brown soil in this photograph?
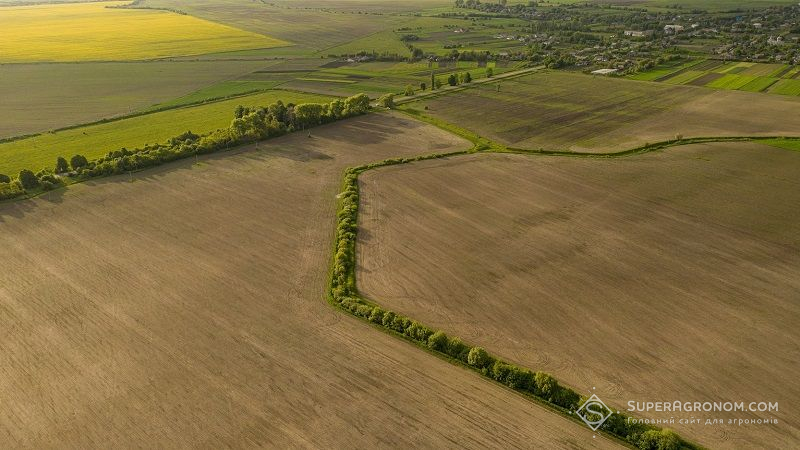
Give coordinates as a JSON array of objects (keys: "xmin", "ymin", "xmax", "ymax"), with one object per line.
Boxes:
[
  {"xmin": 358, "ymin": 143, "xmax": 800, "ymax": 449},
  {"xmin": 0, "ymin": 113, "xmax": 616, "ymax": 448}
]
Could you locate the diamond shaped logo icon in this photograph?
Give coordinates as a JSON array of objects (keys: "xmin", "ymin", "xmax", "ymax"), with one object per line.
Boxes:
[{"xmin": 575, "ymin": 394, "xmax": 614, "ymax": 431}]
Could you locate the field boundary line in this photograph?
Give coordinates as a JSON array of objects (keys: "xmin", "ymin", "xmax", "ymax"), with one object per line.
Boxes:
[
  {"xmin": 394, "ymin": 108, "xmax": 800, "ymax": 158},
  {"xmin": 392, "ymin": 65, "xmax": 544, "ymax": 106}
]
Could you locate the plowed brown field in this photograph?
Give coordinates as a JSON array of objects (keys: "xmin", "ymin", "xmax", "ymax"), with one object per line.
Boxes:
[
  {"xmin": 412, "ymin": 72, "xmax": 800, "ymax": 153},
  {"xmin": 358, "ymin": 143, "xmax": 800, "ymax": 449},
  {"xmin": 0, "ymin": 113, "xmax": 616, "ymax": 448}
]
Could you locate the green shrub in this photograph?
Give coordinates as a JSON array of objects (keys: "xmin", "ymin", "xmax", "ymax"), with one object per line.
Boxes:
[
  {"xmin": 0, "ymin": 180, "xmax": 24, "ymax": 200},
  {"xmin": 378, "ymin": 93, "xmax": 395, "ymax": 109},
  {"xmin": 381, "ymin": 310, "xmax": 396, "ymax": 328},
  {"xmin": 55, "ymin": 156, "xmax": 69, "ymax": 174},
  {"xmin": 467, "ymin": 347, "xmax": 490, "ymax": 368},
  {"xmin": 427, "ymin": 330, "xmax": 448, "ymax": 351},
  {"xmin": 0, "ymin": 174, "xmax": 9, "ymax": 183},
  {"xmin": 369, "ymin": 306, "xmax": 385, "ymax": 324},
  {"xmin": 534, "ymin": 371, "xmax": 558, "ymax": 400},
  {"xmin": 634, "ymin": 429, "xmax": 681, "ymax": 450},
  {"xmin": 70, "ymin": 154, "xmax": 89, "ymax": 170},
  {"xmin": 446, "ymin": 336, "xmax": 469, "ymax": 361},
  {"xmin": 18, "ymin": 169, "xmax": 39, "ymax": 190}
]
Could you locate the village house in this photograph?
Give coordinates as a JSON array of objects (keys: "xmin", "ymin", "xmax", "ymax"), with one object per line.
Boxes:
[
  {"xmin": 624, "ymin": 30, "xmax": 652, "ymax": 38},
  {"xmin": 664, "ymin": 25, "xmax": 684, "ymax": 34}
]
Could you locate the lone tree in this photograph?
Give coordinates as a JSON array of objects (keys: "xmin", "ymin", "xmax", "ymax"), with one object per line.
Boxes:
[
  {"xmin": 0, "ymin": 173, "xmax": 10, "ymax": 183},
  {"xmin": 486, "ymin": 67, "xmax": 494, "ymax": 78},
  {"xmin": 419, "ymin": 81, "xmax": 426, "ymax": 91},
  {"xmin": 447, "ymin": 73, "xmax": 458, "ymax": 86},
  {"xmin": 70, "ymin": 154, "xmax": 89, "ymax": 170},
  {"xmin": 463, "ymin": 72, "xmax": 472, "ymax": 83},
  {"xmin": 18, "ymin": 169, "xmax": 39, "ymax": 190},
  {"xmin": 55, "ymin": 156, "xmax": 69, "ymax": 173},
  {"xmin": 404, "ymin": 85, "xmax": 415, "ymax": 96},
  {"xmin": 430, "ymin": 71, "xmax": 436, "ymax": 90}
]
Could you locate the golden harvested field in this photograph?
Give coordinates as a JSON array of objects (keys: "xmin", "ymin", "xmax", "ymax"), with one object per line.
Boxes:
[
  {"xmin": 412, "ymin": 72, "xmax": 800, "ymax": 152},
  {"xmin": 0, "ymin": 114, "xmax": 614, "ymax": 448},
  {"xmin": 0, "ymin": 1, "xmax": 286, "ymax": 62},
  {"xmin": 357, "ymin": 144, "xmax": 800, "ymax": 449},
  {"xmin": 141, "ymin": 0, "xmax": 410, "ymax": 54}
]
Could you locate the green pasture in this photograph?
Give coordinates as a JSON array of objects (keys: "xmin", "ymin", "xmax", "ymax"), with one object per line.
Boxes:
[{"xmin": 0, "ymin": 90, "xmax": 334, "ymax": 176}]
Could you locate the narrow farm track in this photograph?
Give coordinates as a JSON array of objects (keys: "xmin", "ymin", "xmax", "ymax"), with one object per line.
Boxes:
[{"xmin": 0, "ymin": 113, "xmax": 616, "ymax": 448}]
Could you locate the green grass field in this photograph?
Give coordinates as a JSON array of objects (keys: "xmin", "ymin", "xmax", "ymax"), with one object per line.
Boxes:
[
  {"xmin": 768, "ymin": 79, "xmax": 800, "ymax": 96},
  {"xmin": 0, "ymin": 90, "xmax": 334, "ymax": 176},
  {"xmin": 662, "ymin": 70, "xmax": 705, "ymax": 85},
  {"xmin": 146, "ymin": 80, "xmax": 284, "ymax": 110},
  {"xmin": 0, "ymin": 60, "xmax": 275, "ymax": 139},
  {"xmin": 632, "ymin": 60, "xmax": 799, "ymax": 96},
  {"xmin": 627, "ymin": 59, "xmax": 702, "ymax": 81},
  {"xmin": 763, "ymin": 138, "xmax": 800, "ymax": 152}
]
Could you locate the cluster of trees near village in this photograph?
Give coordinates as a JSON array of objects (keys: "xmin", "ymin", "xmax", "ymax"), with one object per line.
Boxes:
[{"xmin": 0, "ymin": 94, "xmax": 371, "ymax": 201}]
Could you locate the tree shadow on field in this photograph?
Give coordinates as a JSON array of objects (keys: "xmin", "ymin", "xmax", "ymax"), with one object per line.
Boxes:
[
  {"xmin": 0, "ymin": 199, "xmax": 35, "ymax": 222},
  {"xmin": 0, "ymin": 114, "xmax": 419, "ymax": 221},
  {"xmin": 318, "ymin": 114, "xmax": 426, "ymax": 147},
  {"xmin": 0, "ymin": 187, "xmax": 67, "ymax": 222},
  {"xmin": 261, "ymin": 143, "xmax": 332, "ymax": 163}
]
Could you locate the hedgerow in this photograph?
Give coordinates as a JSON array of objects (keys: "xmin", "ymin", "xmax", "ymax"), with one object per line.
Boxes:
[
  {"xmin": 0, "ymin": 94, "xmax": 371, "ymax": 203},
  {"xmin": 328, "ymin": 149, "xmax": 703, "ymax": 450}
]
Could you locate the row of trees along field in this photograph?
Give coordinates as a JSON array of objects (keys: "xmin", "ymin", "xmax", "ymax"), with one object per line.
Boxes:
[
  {"xmin": 330, "ymin": 158, "xmax": 701, "ymax": 450},
  {"xmin": 378, "ymin": 70, "xmax": 489, "ymax": 108},
  {"xmin": 0, "ymin": 95, "xmax": 371, "ymax": 202}
]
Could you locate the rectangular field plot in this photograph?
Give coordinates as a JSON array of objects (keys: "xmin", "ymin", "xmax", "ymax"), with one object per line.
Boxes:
[
  {"xmin": 409, "ymin": 71, "xmax": 800, "ymax": 152},
  {"xmin": 632, "ymin": 59, "xmax": 799, "ymax": 96},
  {"xmin": 0, "ymin": 1, "xmax": 286, "ymax": 62},
  {"xmin": 768, "ymin": 79, "xmax": 800, "ymax": 96}
]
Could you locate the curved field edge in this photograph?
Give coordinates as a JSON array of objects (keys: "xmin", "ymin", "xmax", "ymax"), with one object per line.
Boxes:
[
  {"xmin": 326, "ymin": 118, "xmax": 800, "ymax": 449},
  {"xmin": 396, "ymin": 107, "xmax": 800, "ymax": 158}
]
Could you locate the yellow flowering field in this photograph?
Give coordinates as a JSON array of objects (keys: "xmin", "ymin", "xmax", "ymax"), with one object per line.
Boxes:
[{"xmin": 0, "ymin": 1, "xmax": 287, "ymax": 62}]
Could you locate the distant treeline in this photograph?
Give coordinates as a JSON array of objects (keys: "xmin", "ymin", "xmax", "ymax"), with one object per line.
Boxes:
[{"xmin": 0, "ymin": 94, "xmax": 371, "ymax": 202}]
